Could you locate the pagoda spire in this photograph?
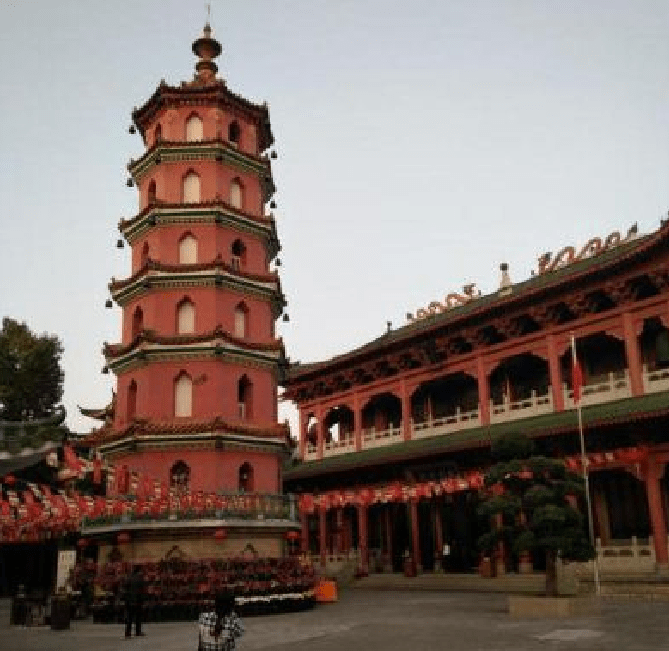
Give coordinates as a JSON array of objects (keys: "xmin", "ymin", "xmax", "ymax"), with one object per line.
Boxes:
[{"xmin": 192, "ymin": 20, "xmax": 222, "ymax": 85}]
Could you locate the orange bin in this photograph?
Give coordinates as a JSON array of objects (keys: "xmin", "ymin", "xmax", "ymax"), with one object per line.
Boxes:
[{"xmin": 314, "ymin": 579, "xmax": 338, "ymax": 602}]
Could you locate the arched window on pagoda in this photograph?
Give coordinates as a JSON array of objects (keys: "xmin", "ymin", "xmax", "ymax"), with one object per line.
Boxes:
[
  {"xmin": 141, "ymin": 241, "xmax": 150, "ymax": 267},
  {"xmin": 174, "ymin": 372, "xmax": 193, "ymax": 417},
  {"xmin": 228, "ymin": 120, "xmax": 241, "ymax": 147},
  {"xmin": 170, "ymin": 460, "xmax": 190, "ymax": 494},
  {"xmin": 154, "ymin": 123, "xmax": 162, "ymax": 144},
  {"xmin": 237, "ymin": 375, "xmax": 253, "ymax": 419},
  {"xmin": 238, "ymin": 462, "xmax": 254, "ymax": 493},
  {"xmin": 176, "ymin": 298, "xmax": 195, "ymax": 334},
  {"xmin": 231, "ymin": 238, "xmax": 246, "ymax": 270},
  {"xmin": 131, "ymin": 306, "xmax": 144, "ymax": 339},
  {"xmin": 127, "ymin": 380, "xmax": 137, "ymax": 422},
  {"xmin": 183, "ymin": 171, "xmax": 201, "ymax": 204},
  {"xmin": 234, "ymin": 302, "xmax": 248, "ymax": 338},
  {"xmin": 185, "ymin": 114, "xmax": 203, "ymax": 142},
  {"xmin": 178, "ymin": 233, "xmax": 198, "ymax": 264},
  {"xmin": 147, "ymin": 179, "xmax": 157, "ymax": 205},
  {"xmin": 230, "ymin": 178, "xmax": 243, "ymax": 210}
]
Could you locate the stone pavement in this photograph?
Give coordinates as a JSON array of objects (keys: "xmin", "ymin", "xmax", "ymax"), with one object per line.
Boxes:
[{"xmin": 2, "ymin": 590, "xmax": 669, "ymax": 651}]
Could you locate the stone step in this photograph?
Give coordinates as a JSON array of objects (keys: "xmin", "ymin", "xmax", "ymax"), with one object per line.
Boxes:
[{"xmin": 352, "ymin": 573, "xmax": 547, "ymax": 595}]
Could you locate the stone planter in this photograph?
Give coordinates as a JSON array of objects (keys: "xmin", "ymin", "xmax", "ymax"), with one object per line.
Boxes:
[{"xmin": 508, "ymin": 596, "xmax": 599, "ymax": 618}]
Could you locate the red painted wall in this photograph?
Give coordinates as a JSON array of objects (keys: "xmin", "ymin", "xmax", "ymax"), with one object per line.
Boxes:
[
  {"xmin": 114, "ymin": 360, "xmax": 277, "ymax": 427},
  {"xmin": 112, "ymin": 448, "xmax": 280, "ymax": 494},
  {"xmin": 131, "ymin": 224, "xmax": 269, "ymax": 274}
]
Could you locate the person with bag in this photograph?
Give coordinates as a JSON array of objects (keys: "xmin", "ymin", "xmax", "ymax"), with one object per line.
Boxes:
[{"xmin": 198, "ymin": 591, "xmax": 244, "ymax": 650}]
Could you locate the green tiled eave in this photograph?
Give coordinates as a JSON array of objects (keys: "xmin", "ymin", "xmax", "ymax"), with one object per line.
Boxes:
[
  {"xmin": 283, "ymin": 390, "xmax": 669, "ymax": 480},
  {"xmin": 120, "ymin": 208, "xmax": 280, "ymax": 260}
]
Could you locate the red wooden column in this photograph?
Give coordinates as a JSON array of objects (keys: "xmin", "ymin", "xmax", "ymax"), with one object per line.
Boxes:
[
  {"xmin": 300, "ymin": 511, "xmax": 309, "ymax": 554},
  {"xmin": 334, "ymin": 507, "xmax": 344, "ymax": 555},
  {"xmin": 315, "ymin": 405, "xmax": 324, "ymax": 460},
  {"xmin": 384, "ymin": 506, "xmax": 393, "ymax": 570},
  {"xmin": 433, "ymin": 500, "xmax": 444, "ymax": 572},
  {"xmin": 592, "ymin": 483, "xmax": 610, "ymax": 546},
  {"xmin": 476, "ymin": 356, "xmax": 490, "ymax": 425},
  {"xmin": 622, "ymin": 311, "xmax": 643, "ymax": 396},
  {"xmin": 319, "ymin": 505, "xmax": 327, "ymax": 567},
  {"xmin": 409, "ymin": 498, "xmax": 421, "ymax": 572},
  {"xmin": 353, "ymin": 392, "xmax": 362, "ymax": 452},
  {"xmin": 299, "ymin": 408, "xmax": 307, "ymax": 459},
  {"xmin": 644, "ymin": 458, "xmax": 669, "ymax": 567},
  {"xmin": 357, "ymin": 504, "xmax": 369, "ymax": 575},
  {"xmin": 546, "ymin": 334, "xmax": 565, "ymax": 411},
  {"xmin": 400, "ymin": 379, "xmax": 412, "ymax": 441}
]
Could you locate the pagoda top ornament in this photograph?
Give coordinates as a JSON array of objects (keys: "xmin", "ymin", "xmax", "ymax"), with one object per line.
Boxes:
[{"xmin": 190, "ymin": 22, "xmax": 222, "ymax": 86}]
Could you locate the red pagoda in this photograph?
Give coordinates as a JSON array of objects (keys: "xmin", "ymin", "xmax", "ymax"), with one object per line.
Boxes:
[{"xmin": 81, "ymin": 23, "xmax": 294, "ymax": 561}]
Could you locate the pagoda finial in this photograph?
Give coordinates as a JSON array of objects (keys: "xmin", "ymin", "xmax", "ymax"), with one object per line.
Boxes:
[{"xmin": 192, "ymin": 15, "xmax": 222, "ymax": 85}]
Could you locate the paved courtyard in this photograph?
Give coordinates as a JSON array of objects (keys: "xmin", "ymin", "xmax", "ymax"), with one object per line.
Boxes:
[{"xmin": 1, "ymin": 590, "xmax": 669, "ymax": 651}]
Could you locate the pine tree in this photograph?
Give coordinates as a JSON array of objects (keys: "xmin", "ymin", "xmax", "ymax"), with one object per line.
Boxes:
[{"xmin": 478, "ymin": 433, "xmax": 594, "ymax": 596}]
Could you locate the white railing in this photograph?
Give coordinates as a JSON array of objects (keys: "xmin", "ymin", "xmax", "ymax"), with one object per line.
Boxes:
[
  {"xmin": 304, "ymin": 443, "xmax": 318, "ymax": 461},
  {"xmin": 642, "ymin": 364, "xmax": 669, "ymax": 394},
  {"xmin": 411, "ymin": 407, "xmax": 480, "ymax": 439},
  {"xmin": 596, "ymin": 536, "xmax": 655, "ymax": 571},
  {"xmin": 362, "ymin": 425, "xmax": 403, "ymax": 450},
  {"xmin": 323, "ymin": 436, "xmax": 356, "ymax": 458},
  {"xmin": 490, "ymin": 389, "xmax": 553, "ymax": 424},
  {"xmin": 564, "ymin": 369, "xmax": 630, "ymax": 409}
]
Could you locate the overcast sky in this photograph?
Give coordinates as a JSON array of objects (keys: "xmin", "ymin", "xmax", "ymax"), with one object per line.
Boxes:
[{"xmin": 2, "ymin": 1, "xmax": 669, "ymax": 435}]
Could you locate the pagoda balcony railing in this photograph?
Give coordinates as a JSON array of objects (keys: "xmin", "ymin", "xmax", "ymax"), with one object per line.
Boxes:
[
  {"xmin": 81, "ymin": 493, "xmax": 298, "ymax": 534},
  {"xmin": 563, "ymin": 369, "xmax": 630, "ymax": 409},
  {"xmin": 642, "ymin": 364, "xmax": 669, "ymax": 394},
  {"xmin": 362, "ymin": 425, "xmax": 403, "ymax": 449},
  {"xmin": 490, "ymin": 389, "xmax": 553, "ymax": 424},
  {"xmin": 411, "ymin": 407, "xmax": 480, "ymax": 439},
  {"xmin": 323, "ymin": 436, "xmax": 356, "ymax": 458}
]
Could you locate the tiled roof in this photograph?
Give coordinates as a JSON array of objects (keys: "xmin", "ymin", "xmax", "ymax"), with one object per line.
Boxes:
[
  {"xmin": 79, "ymin": 416, "xmax": 290, "ymax": 448},
  {"xmin": 283, "ymin": 390, "xmax": 669, "ymax": 480},
  {"xmin": 104, "ymin": 326, "xmax": 284, "ymax": 358},
  {"xmin": 119, "ymin": 200, "xmax": 274, "ymax": 233},
  {"xmin": 109, "ymin": 256, "xmax": 280, "ymax": 291},
  {"xmin": 287, "ymin": 226, "xmax": 667, "ymax": 382}
]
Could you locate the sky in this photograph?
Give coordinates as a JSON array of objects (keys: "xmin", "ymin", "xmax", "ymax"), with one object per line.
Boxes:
[{"xmin": 2, "ymin": 1, "xmax": 669, "ymax": 436}]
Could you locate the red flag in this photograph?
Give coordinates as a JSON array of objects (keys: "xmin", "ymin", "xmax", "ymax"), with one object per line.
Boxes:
[{"xmin": 571, "ymin": 337, "xmax": 583, "ymax": 405}]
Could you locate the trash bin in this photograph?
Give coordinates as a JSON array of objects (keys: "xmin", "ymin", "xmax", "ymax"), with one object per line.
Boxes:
[
  {"xmin": 50, "ymin": 594, "xmax": 71, "ymax": 630},
  {"xmin": 10, "ymin": 591, "xmax": 27, "ymax": 626},
  {"xmin": 403, "ymin": 556, "xmax": 417, "ymax": 577}
]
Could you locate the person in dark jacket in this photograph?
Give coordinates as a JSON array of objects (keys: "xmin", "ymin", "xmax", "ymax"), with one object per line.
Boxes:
[{"xmin": 123, "ymin": 565, "xmax": 145, "ymax": 638}]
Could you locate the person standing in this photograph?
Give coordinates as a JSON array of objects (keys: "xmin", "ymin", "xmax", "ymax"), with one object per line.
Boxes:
[
  {"xmin": 123, "ymin": 565, "xmax": 145, "ymax": 638},
  {"xmin": 198, "ymin": 592, "xmax": 244, "ymax": 650}
]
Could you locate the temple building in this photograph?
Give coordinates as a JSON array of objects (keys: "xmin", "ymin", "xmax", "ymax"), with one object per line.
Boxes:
[
  {"xmin": 80, "ymin": 23, "xmax": 295, "ymax": 561},
  {"xmin": 284, "ymin": 224, "xmax": 669, "ymax": 576}
]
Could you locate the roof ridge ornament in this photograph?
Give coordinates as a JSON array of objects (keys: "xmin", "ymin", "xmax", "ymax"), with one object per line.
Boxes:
[
  {"xmin": 537, "ymin": 223, "xmax": 638, "ymax": 275},
  {"xmin": 406, "ymin": 283, "xmax": 481, "ymax": 323}
]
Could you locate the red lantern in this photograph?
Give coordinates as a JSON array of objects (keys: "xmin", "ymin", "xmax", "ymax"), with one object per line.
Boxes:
[
  {"xmin": 117, "ymin": 531, "xmax": 131, "ymax": 545},
  {"xmin": 214, "ymin": 528, "xmax": 227, "ymax": 542},
  {"xmin": 3, "ymin": 475, "xmax": 15, "ymax": 486},
  {"xmin": 77, "ymin": 538, "xmax": 89, "ymax": 549},
  {"xmin": 285, "ymin": 530, "xmax": 300, "ymax": 541}
]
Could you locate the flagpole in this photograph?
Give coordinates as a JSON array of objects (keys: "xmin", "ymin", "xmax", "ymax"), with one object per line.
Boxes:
[{"xmin": 571, "ymin": 334, "xmax": 600, "ymax": 596}]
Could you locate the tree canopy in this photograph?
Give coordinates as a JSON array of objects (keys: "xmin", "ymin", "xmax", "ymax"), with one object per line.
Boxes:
[
  {"xmin": 478, "ymin": 433, "xmax": 594, "ymax": 595},
  {"xmin": 0, "ymin": 318, "xmax": 64, "ymax": 421}
]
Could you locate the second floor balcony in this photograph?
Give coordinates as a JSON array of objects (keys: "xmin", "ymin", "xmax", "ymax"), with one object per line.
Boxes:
[{"xmin": 300, "ymin": 323, "xmax": 669, "ymax": 463}]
